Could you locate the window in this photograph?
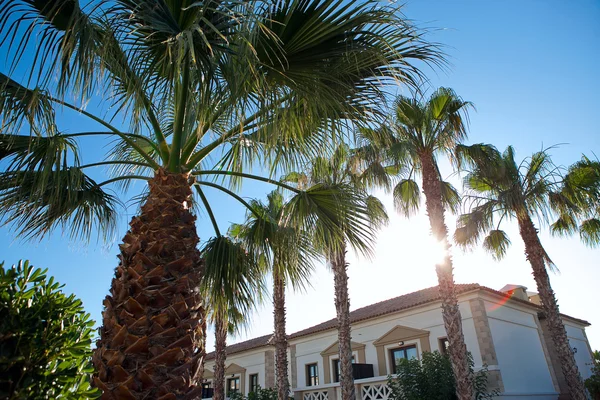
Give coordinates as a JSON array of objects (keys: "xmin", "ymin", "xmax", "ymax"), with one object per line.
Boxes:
[
  {"xmin": 306, "ymin": 363, "xmax": 319, "ymax": 386},
  {"xmin": 439, "ymin": 338, "xmax": 450, "ymax": 356},
  {"xmin": 201, "ymin": 382, "xmax": 213, "ymax": 399},
  {"xmin": 389, "ymin": 345, "xmax": 418, "ymax": 373},
  {"xmin": 332, "ymin": 356, "xmax": 354, "ymax": 383},
  {"xmin": 249, "ymin": 374, "xmax": 259, "ymax": 393},
  {"xmin": 227, "ymin": 377, "xmax": 240, "ymax": 396}
]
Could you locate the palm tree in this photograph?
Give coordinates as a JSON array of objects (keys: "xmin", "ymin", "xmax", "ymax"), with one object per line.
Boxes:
[
  {"xmin": 551, "ymin": 155, "xmax": 600, "ymax": 247},
  {"xmin": 379, "ymin": 88, "xmax": 474, "ymax": 400},
  {"xmin": 454, "ymin": 144, "xmax": 588, "ymax": 399},
  {"xmin": 201, "ymin": 235, "xmax": 265, "ymax": 400},
  {"xmin": 233, "ymin": 191, "xmax": 316, "ymax": 400},
  {"xmin": 0, "ymin": 0, "xmax": 440, "ymax": 397},
  {"xmin": 283, "ymin": 144, "xmax": 388, "ymax": 400}
]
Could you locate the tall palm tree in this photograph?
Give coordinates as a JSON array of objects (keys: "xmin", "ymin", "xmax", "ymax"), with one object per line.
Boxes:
[
  {"xmin": 201, "ymin": 235, "xmax": 265, "ymax": 400},
  {"xmin": 454, "ymin": 144, "xmax": 588, "ymax": 399},
  {"xmin": 0, "ymin": 0, "xmax": 440, "ymax": 397},
  {"xmin": 283, "ymin": 144, "xmax": 388, "ymax": 400},
  {"xmin": 379, "ymin": 88, "xmax": 475, "ymax": 400},
  {"xmin": 551, "ymin": 155, "xmax": 600, "ymax": 247},
  {"xmin": 233, "ymin": 191, "xmax": 317, "ymax": 400}
]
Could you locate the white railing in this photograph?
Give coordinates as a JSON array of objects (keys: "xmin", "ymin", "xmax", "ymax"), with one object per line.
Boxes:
[
  {"xmin": 361, "ymin": 381, "xmax": 391, "ymax": 400},
  {"xmin": 303, "ymin": 390, "xmax": 329, "ymax": 400},
  {"xmin": 295, "ymin": 376, "xmax": 392, "ymax": 400}
]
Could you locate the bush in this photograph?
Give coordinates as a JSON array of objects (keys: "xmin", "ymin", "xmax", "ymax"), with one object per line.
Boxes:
[
  {"xmin": 585, "ymin": 350, "xmax": 600, "ymax": 400},
  {"xmin": 229, "ymin": 387, "xmax": 280, "ymax": 400},
  {"xmin": 0, "ymin": 260, "xmax": 99, "ymax": 399},
  {"xmin": 387, "ymin": 351, "xmax": 499, "ymax": 400}
]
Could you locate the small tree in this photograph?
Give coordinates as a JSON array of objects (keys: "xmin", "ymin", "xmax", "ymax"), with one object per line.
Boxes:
[
  {"xmin": 387, "ymin": 351, "xmax": 498, "ymax": 400},
  {"xmin": 0, "ymin": 260, "xmax": 98, "ymax": 399},
  {"xmin": 585, "ymin": 351, "xmax": 600, "ymax": 400}
]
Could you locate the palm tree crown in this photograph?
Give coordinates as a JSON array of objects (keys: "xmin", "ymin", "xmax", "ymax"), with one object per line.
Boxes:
[
  {"xmin": 387, "ymin": 87, "xmax": 472, "ymax": 217},
  {"xmin": 455, "ymin": 145, "xmax": 566, "ymax": 260},
  {"xmin": 0, "ymin": 0, "xmax": 441, "ymax": 241},
  {"xmin": 551, "ymin": 156, "xmax": 600, "ymax": 247},
  {"xmin": 455, "ymin": 143, "xmax": 590, "ymax": 399},
  {"xmin": 363, "ymin": 87, "xmax": 475, "ymax": 400},
  {"xmin": 0, "ymin": 1, "xmax": 442, "ymax": 397},
  {"xmin": 282, "ymin": 143, "xmax": 388, "ymax": 400}
]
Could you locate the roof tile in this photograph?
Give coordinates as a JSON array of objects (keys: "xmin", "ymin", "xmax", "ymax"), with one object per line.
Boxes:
[{"xmin": 204, "ymin": 283, "xmax": 588, "ymax": 360}]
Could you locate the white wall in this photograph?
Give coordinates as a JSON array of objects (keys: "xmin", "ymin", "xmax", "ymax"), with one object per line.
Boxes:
[
  {"xmin": 485, "ymin": 301, "xmax": 555, "ymax": 395},
  {"xmin": 565, "ymin": 322, "xmax": 594, "ymax": 380},
  {"xmin": 292, "ymin": 300, "xmax": 482, "ymax": 387},
  {"xmin": 205, "ymin": 294, "xmax": 593, "ymax": 398},
  {"xmin": 204, "ymin": 348, "xmax": 268, "ymax": 393}
]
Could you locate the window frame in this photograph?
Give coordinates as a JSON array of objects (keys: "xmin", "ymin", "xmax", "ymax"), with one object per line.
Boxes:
[
  {"xmin": 332, "ymin": 355, "xmax": 355, "ymax": 383},
  {"xmin": 249, "ymin": 373, "xmax": 259, "ymax": 393},
  {"xmin": 438, "ymin": 337, "xmax": 450, "ymax": 356},
  {"xmin": 389, "ymin": 344, "xmax": 418, "ymax": 374},
  {"xmin": 306, "ymin": 363, "xmax": 319, "ymax": 387},
  {"xmin": 226, "ymin": 377, "xmax": 240, "ymax": 396}
]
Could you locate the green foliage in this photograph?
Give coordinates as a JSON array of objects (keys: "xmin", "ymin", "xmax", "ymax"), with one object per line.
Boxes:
[
  {"xmin": 0, "ymin": 260, "xmax": 98, "ymax": 399},
  {"xmin": 229, "ymin": 387, "xmax": 279, "ymax": 400},
  {"xmin": 585, "ymin": 350, "xmax": 600, "ymax": 400},
  {"xmin": 200, "ymin": 233, "xmax": 266, "ymax": 333},
  {"xmin": 552, "ymin": 156, "xmax": 600, "ymax": 248},
  {"xmin": 455, "ymin": 144, "xmax": 564, "ymax": 271},
  {"xmin": 0, "ymin": 0, "xmax": 441, "ymax": 242},
  {"xmin": 387, "ymin": 351, "xmax": 498, "ymax": 400}
]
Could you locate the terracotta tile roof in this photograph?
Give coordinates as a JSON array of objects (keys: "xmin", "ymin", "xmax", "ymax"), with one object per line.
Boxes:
[
  {"xmin": 204, "ymin": 283, "xmax": 589, "ymax": 360},
  {"xmin": 288, "ymin": 283, "xmax": 482, "ymax": 339},
  {"xmin": 206, "ymin": 333, "xmax": 272, "ymax": 360}
]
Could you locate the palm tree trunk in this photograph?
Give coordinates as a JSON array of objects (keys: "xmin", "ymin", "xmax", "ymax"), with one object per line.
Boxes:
[
  {"xmin": 92, "ymin": 168, "xmax": 205, "ymax": 400},
  {"xmin": 420, "ymin": 154, "xmax": 473, "ymax": 400},
  {"xmin": 273, "ymin": 270, "xmax": 289, "ymax": 400},
  {"xmin": 517, "ymin": 215, "xmax": 587, "ymax": 400},
  {"xmin": 213, "ymin": 316, "xmax": 228, "ymax": 400},
  {"xmin": 330, "ymin": 246, "xmax": 356, "ymax": 400},
  {"xmin": 197, "ymin": 315, "xmax": 207, "ymax": 382}
]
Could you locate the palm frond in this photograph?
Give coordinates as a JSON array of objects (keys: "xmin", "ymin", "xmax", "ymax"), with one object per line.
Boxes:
[
  {"xmin": 454, "ymin": 143, "xmax": 499, "ymax": 171},
  {"xmin": 0, "ymin": 74, "xmax": 56, "ymax": 136},
  {"xmin": 200, "ymin": 235, "xmax": 266, "ymax": 324},
  {"xmin": 393, "ymin": 179, "xmax": 420, "ymax": 217},
  {"xmin": 482, "ymin": 230, "xmax": 511, "ymax": 261},
  {"xmin": 440, "ymin": 180, "xmax": 460, "ymax": 215},
  {"xmin": 0, "ymin": 168, "xmax": 119, "ymax": 241},
  {"xmin": 234, "ymin": 191, "xmax": 318, "ymax": 291},
  {"xmin": 0, "ymin": 0, "xmax": 102, "ymax": 96},
  {"xmin": 579, "ymin": 218, "xmax": 600, "ymax": 248},
  {"xmin": 550, "ymin": 213, "xmax": 578, "ymax": 237},
  {"xmin": 285, "ymin": 183, "xmax": 377, "ymax": 258},
  {"xmin": 454, "ymin": 202, "xmax": 496, "ymax": 249},
  {"xmin": 365, "ymin": 195, "xmax": 389, "ymax": 229}
]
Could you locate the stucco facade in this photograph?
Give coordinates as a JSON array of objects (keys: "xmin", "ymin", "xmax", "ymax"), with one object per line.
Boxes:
[{"xmin": 202, "ymin": 284, "xmax": 593, "ymax": 400}]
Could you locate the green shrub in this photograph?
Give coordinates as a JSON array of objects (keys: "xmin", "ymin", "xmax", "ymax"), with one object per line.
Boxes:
[
  {"xmin": 585, "ymin": 350, "xmax": 600, "ymax": 400},
  {"xmin": 387, "ymin": 351, "xmax": 499, "ymax": 400},
  {"xmin": 0, "ymin": 260, "xmax": 99, "ymax": 399},
  {"xmin": 229, "ymin": 387, "xmax": 280, "ymax": 400}
]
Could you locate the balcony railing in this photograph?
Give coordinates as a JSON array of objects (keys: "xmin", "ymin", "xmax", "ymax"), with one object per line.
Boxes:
[{"xmin": 296, "ymin": 375, "xmax": 391, "ymax": 400}]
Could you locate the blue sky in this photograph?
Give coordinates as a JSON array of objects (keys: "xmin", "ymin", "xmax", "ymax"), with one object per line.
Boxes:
[{"xmin": 1, "ymin": 0, "xmax": 599, "ymax": 353}]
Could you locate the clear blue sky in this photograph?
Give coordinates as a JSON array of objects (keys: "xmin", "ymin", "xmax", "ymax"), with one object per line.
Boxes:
[{"xmin": 1, "ymin": 0, "xmax": 599, "ymax": 351}]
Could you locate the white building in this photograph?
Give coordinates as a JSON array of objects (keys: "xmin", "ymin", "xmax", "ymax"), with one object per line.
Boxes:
[{"xmin": 202, "ymin": 283, "xmax": 594, "ymax": 400}]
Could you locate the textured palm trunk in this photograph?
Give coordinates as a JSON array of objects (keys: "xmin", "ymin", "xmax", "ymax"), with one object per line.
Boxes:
[
  {"xmin": 197, "ymin": 316, "xmax": 207, "ymax": 382},
  {"xmin": 330, "ymin": 245, "xmax": 356, "ymax": 400},
  {"xmin": 420, "ymin": 154, "xmax": 473, "ymax": 400},
  {"xmin": 212, "ymin": 316, "xmax": 228, "ymax": 400},
  {"xmin": 517, "ymin": 215, "xmax": 587, "ymax": 400},
  {"xmin": 273, "ymin": 270, "xmax": 289, "ymax": 400},
  {"xmin": 92, "ymin": 169, "xmax": 205, "ymax": 400}
]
